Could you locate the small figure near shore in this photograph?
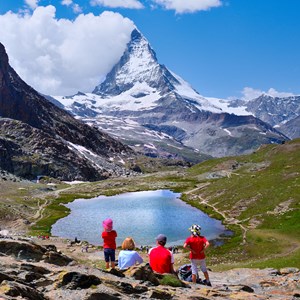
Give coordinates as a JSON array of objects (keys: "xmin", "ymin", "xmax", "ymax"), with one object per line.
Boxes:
[
  {"xmin": 101, "ymin": 218, "xmax": 117, "ymax": 269},
  {"xmin": 168, "ymin": 246, "xmax": 179, "ymax": 254},
  {"xmin": 81, "ymin": 242, "xmax": 89, "ymax": 252},
  {"xmin": 118, "ymin": 237, "xmax": 143, "ymax": 270},
  {"xmin": 183, "ymin": 224, "xmax": 211, "ymax": 286}
]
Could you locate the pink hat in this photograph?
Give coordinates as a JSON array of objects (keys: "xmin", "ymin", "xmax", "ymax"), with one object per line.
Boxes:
[{"xmin": 102, "ymin": 218, "xmax": 113, "ymax": 230}]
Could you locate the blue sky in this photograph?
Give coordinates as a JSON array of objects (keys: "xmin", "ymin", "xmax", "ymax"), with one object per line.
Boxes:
[{"xmin": 0, "ymin": 0, "xmax": 299, "ymax": 99}]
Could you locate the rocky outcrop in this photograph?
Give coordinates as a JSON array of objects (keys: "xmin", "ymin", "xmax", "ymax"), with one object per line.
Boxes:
[
  {"xmin": 279, "ymin": 114, "xmax": 300, "ymax": 139},
  {"xmin": 0, "ymin": 118, "xmax": 137, "ymax": 181},
  {"xmin": 0, "ymin": 239, "xmax": 72, "ymax": 265},
  {"xmin": 0, "ymin": 237, "xmax": 299, "ymax": 300},
  {"xmin": 0, "ymin": 42, "xmax": 137, "ymax": 181}
]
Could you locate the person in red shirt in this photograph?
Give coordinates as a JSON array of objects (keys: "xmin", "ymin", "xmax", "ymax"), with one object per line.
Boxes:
[
  {"xmin": 101, "ymin": 218, "xmax": 117, "ymax": 269},
  {"xmin": 183, "ymin": 224, "xmax": 211, "ymax": 286},
  {"xmin": 148, "ymin": 234, "xmax": 175, "ymax": 274}
]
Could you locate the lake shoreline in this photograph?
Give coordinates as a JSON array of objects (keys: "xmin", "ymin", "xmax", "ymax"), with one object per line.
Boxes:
[{"xmin": 51, "ymin": 190, "xmax": 227, "ymax": 247}]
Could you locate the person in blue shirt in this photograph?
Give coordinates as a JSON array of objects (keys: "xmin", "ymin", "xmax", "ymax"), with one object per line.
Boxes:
[{"xmin": 118, "ymin": 237, "xmax": 143, "ymax": 270}]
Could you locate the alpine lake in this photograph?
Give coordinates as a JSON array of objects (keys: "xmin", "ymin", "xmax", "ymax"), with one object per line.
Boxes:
[{"xmin": 51, "ymin": 190, "xmax": 228, "ymax": 247}]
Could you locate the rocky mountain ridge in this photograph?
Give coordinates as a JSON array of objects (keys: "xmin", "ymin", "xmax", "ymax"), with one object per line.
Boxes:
[
  {"xmin": 52, "ymin": 29, "xmax": 289, "ymax": 159},
  {"xmin": 228, "ymin": 94, "xmax": 300, "ymax": 139},
  {"xmin": 0, "ymin": 42, "xmax": 136, "ymax": 181},
  {"xmin": 279, "ymin": 114, "xmax": 300, "ymax": 139}
]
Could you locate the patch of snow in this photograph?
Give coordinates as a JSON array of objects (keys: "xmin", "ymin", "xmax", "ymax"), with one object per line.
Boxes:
[
  {"xmin": 170, "ymin": 72, "xmax": 223, "ymax": 113},
  {"xmin": 55, "ymin": 84, "xmax": 160, "ymax": 112},
  {"xmin": 118, "ymin": 158, "xmax": 125, "ymax": 164},
  {"xmin": 0, "ymin": 230, "xmax": 9, "ymax": 236},
  {"xmin": 223, "ymin": 128, "xmax": 232, "ymax": 136},
  {"xmin": 53, "ymin": 95, "xmax": 76, "ymax": 106},
  {"xmin": 67, "ymin": 141, "xmax": 99, "ymax": 158},
  {"xmin": 125, "ymin": 118, "xmax": 139, "ymax": 125},
  {"xmin": 63, "ymin": 181, "xmax": 85, "ymax": 185},
  {"xmin": 206, "ymin": 97, "xmax": 252, "ymax": 116},
  {"xmin": 144, "ymin": 143, "xmax": 156, "ymax": 149}
]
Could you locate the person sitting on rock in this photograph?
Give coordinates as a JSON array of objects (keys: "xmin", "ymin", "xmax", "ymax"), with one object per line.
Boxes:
[
  {"xmin": 148, "ymin": 234, "xmax": 176, "ymax": 274},
  {"xmin": 118, "ymin": 237, "xmax": 143, "ymax": 270}
]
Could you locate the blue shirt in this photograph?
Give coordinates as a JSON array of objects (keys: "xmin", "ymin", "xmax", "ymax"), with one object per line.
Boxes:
[{"xmin": 118, "ymin": 250, "xmax": 143, "ymax": 270}]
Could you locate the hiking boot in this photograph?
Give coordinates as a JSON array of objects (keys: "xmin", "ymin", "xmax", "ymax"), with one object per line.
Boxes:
[{"xmin": 203, "ymin": 279, "xmax": 212, "ymax": 286}]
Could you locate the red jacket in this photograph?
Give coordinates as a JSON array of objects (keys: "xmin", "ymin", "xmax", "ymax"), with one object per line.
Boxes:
[
  {"xmin": 149, "ymin": 245, "xmax": 174, "ymax": 274},
  {"xmin": 185, "ymin": 235, "xmax": 208, "ymax": 259},
  {"xmin": 102, "ymin": 230, "xmax": 117, "ymax": 249}
]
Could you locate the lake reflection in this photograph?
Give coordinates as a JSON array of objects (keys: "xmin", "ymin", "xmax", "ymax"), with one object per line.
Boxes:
[{"xmin": 51, "ymin": 190, "xmax": 225, "ymax": 246}]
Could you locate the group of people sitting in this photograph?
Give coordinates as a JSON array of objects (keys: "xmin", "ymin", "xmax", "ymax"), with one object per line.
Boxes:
[{"xmin": 101, "ymin": 218, "xmax": 211, "ymax": 286}]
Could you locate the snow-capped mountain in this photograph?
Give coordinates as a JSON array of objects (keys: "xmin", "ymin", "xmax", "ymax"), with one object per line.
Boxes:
[
  {"xmin": 226, "ymin": 94, "xmax": 300, "ymax": 139},
  {"xmin": 92, "ymin": 29, "xmax": 221, "ymax": 113},
  {"xmin": 52, "ymin": 29, "xmax": 288, "ymax": 159}
]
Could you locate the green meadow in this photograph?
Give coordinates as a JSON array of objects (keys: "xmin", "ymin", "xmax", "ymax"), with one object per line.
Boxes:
[{"xmin": 2, "ymin": 139, "xmax": 299, "ymax": 270}]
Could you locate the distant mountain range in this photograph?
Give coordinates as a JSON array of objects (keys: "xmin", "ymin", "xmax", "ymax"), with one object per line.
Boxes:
[
  {"xmin": 1, "ymin": 27, "xmax": 298, "ymax": 182},
  {"xmin": 227, "ymin": 94, "xmax": 300, "ymax": 139},
  {"xmin": 0, "ymin": 42, "xmax": 136, "ymax": 181},
  {"xmin": 51, "ymin": 29, "xmax": 293, "ymax": 159}
]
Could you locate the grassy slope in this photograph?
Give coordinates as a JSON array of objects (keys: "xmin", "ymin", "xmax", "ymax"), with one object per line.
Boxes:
[
  {"xmin": 185, "ymin": 139, "xmax": 300, "ymax": 270},
  {"xmin": 2, "ymin": 139, "xmax": 299, "ymax": 270}
]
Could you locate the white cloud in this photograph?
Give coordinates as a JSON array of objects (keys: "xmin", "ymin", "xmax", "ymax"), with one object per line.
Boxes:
[
  {"xmin": 90, "ymin": 0, "xmax": 144, "ymax": 9},
  {"xmin": 25, "ymin": 0, "xmax": 40, "ymax": 10},
  {"xmin": 0, "ymin": 6, "xmax": 135, "ymax": 96},
  {"xmin": 241, "ymin": 87, "xmax": 295, "ymax": 101},
  {"xmin": 61, "ymin": 0, "xmax": 73, "ymax": 6},
  {"xmin": 266, "ymin": 88, "xmax": 295, "ymax": 98},
  {"xmin": 61, "ymin": 0, "xmax": 82, "ymax": 13},
  {"xmin": 241, "ymin": 87, "xmax": 264, "ymax": 101},
  {"xmin": 152, "ymin": 0, "xmax": 222, "ymax": 14},
  {"xmin": 72, "ymin": 4, "xmax": 83, "ymax": 13}
]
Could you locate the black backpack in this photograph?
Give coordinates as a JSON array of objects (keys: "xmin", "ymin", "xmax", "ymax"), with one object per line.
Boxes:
[{"xmin": 178, "ymin": 264, "xmax": 202, "ymax": 283}]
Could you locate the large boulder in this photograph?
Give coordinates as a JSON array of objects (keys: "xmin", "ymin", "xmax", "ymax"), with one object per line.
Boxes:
[
  {"xmin": 55, "ymin": 271, "xmax": 101, "ymax": 290},
  {"xmin": 0, "ymin": 280, "xmax": 46, "ymax": 300},
  {"xmin": 0, "ymin": 239, "xmax": 72, "ymax": 266}
]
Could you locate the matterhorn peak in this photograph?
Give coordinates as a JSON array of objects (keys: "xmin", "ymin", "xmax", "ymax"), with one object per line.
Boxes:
[
  {"xmin": 128, "ymin": 28, "xmax": 157, "ymax": 61},
  {"xmin": 92, "ymin": 28, "xmax": 181, "ymax": 97}
]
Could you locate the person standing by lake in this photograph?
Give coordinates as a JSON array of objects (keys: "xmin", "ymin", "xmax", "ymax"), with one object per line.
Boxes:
[
  {"xmin": 148, "ymin": 234, "xmax": 176, "ymax": 274},
  {"xmin": 118, "ymin": 237, "xmax": 143, "ymax": 270},
  {"xmin": 183, "ymin": 224, "xmax": 211, "ymax": 286},
  {"xmin": 101, "ymin": 218, "xmax": 117, "ymax": 269}
]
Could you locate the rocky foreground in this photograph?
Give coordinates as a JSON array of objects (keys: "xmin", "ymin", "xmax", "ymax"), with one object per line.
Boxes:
[{"xmin": 0, "ymin": 237, "xmax": 299, "ymax": 300}]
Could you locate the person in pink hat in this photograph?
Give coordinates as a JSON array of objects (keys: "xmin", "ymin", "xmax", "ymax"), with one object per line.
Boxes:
[{"xmin": 101, "ymin": 218, "xmax": 117, "ymax": 269}]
